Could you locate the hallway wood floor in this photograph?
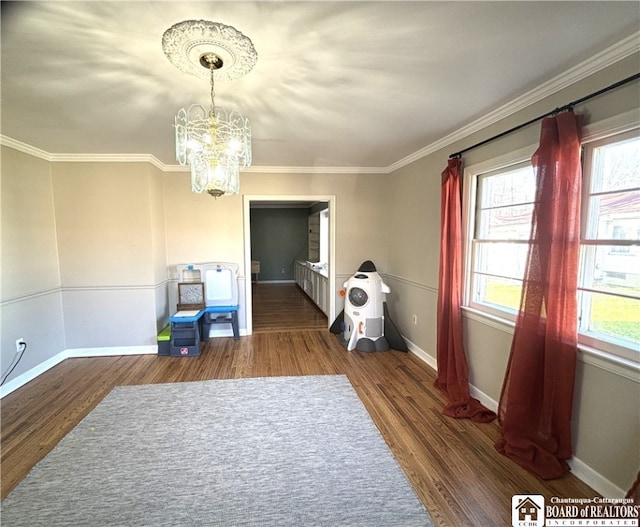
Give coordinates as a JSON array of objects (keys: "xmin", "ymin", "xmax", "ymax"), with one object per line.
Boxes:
[
  {"xmin": 251, "ymin": 282, "xmax": 327, "ymax": 333},
  {"xmin": 1, "ymin": 285, "xmax": 597, "ymax": 526}
]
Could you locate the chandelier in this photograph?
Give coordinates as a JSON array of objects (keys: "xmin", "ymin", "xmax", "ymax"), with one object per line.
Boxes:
[{"xmin": 162, "ymin": 20, "xmax": 257, "ymax": 197}]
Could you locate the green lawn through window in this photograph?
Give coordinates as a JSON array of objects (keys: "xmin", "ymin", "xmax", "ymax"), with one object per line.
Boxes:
[{"xmin": 484, "ymin": 283, "xmax": 640, "ymax": 346}]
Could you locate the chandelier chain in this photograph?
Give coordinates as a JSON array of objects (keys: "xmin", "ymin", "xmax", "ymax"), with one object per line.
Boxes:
[{"xmin": 209, "ymin": 66, "xmax": 216, "ymax": 118}]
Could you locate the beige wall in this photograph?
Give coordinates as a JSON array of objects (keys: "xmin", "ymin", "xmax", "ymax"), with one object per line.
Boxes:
[
  {"xmin": 149, "ymin": 166, "xmax": 170, "ymax": 331},
  {"xmin": 163, "ymin": 171, "xmax": 245, "ymax": 268},
  {"xmin": 1, "ymin": 147, "xmax": 66, "ymax": 375},
  {"xmin": 52, "ymin": 162, "xmax": 159, "ymax": 287},
  {"xmin": 384, "ymin": 54, "xmax": 640, "ymax": 495},
  {"xmin": 2, "ymin": 148, "xmax": 61, "ymax": 298},
  {"xmin": 163, "ymin": 169, "xmax": 388, "ymax": 279},
  {"xmin": 50, "ymin": 162, "xmax": 169, "ymax": 347}
]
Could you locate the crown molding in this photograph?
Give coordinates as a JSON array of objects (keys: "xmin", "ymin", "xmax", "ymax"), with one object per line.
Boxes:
[
  {"xmin": 242, "ymin": 165, "xmax": 385, "ymax": 175},
  {"xmin": 0, "ymin": 135, "xmax": 52, "ymax": 161},
  {"xmin": 2, "ymin": 31, "xmax": 638, "ymax": 175},
  {"xmin": 49, "ymin": 153, "xmax": 165, "ymax": 171},
  {"xmin": 0, "ymin": 138, "xmax": 383, "ymax": 175},
  {"xmin": 160, "ymin": 164, "xmax": 384, "ymax": 174},
  {"xmin": 163, "ymin": 164, "xmax": 190, "ymax": 172},
  {"xmin": 387, "ymin": 30, "xmax": 640, "ymax": 172},
  {"xmin": 0, "ymin": 136, "xmax": 166, "ymax": 170}
]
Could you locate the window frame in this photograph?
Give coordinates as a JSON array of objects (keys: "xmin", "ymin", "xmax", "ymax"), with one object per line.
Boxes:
[{"xmin": 461, "ymin": 112, "xmax": 640, "ymax": 368}]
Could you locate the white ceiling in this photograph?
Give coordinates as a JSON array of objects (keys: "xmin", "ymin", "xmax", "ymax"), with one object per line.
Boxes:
[{"xmin": 1, "ymin": 1, "xmax": 639, "ymax": 171}]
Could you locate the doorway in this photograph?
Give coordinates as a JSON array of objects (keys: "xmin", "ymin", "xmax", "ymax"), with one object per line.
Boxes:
[{"xmin": 242, "ymin": 195, "xmax": 336, "ymax": 335}]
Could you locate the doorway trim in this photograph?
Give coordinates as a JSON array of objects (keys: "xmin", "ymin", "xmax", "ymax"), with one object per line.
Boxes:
[{"xmin": 242, "ymin": 194, "xmax": 337, "ymax": 335}]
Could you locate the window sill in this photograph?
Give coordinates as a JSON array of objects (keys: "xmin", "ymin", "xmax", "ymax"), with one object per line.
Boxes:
[{"xmin": 461, "ymin": 306, "xmax": 640, "ymax": 383}]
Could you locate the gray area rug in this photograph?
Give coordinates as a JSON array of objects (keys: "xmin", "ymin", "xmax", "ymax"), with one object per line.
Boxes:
[{"xmin": 1, "ymin": 375, "xmax": 433, "ymax": 526}]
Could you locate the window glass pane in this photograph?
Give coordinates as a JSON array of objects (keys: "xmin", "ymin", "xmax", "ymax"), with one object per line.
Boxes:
[
  {"xmin": 586, "ymin": 190, "xmax": 640, "ymax": 241},
  {"xmin": 474, "ymin": 241, "xmax": 529, "ymax": 281},
  {"xmin": 478, "ymin": 204, "xmax": 534, "ymax": 239},
  {"xmin": 473, "ymin": 274, "xmax": 521, "ymax": 312},
  {"xmin": 580, "ymin": 290, "xmax": 640, "ymax": 350},
  {"xmin": 582, "ymin": 244, "xmax": 640, "ymax": 291},
  {"xmin": 479, "ymin": 166, "xmax": 536, "ymax": 208},
  {"xmin": 590, "ymin": 136, "xmax": 640, "ymax": 194}
]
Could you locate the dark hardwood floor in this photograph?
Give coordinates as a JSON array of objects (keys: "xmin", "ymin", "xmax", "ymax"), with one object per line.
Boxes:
[{"xmin": 1, "ymin": 284, "xmax": 596, "ymax": 526}]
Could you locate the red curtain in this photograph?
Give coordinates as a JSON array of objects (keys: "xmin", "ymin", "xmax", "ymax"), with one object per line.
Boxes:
[
  {"xmin": 435, "ymin": 157, "xmax": 496, "ymax": 423},
  {"xmin": 495, "ymin": 111, "xmax": 584, "ymax": 479}
]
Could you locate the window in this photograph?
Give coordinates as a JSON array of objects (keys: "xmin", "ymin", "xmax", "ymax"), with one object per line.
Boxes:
[
  {"xmin": 579, "ymin": 129, "xmax": 640, "ymax": 360},
  {"xmin": 464, "ymin": 128, "xmax": 640, "ymax": 363},
  {"xmin": 467, "ymin": 161, "xmax": 536, "ymax": 318}
]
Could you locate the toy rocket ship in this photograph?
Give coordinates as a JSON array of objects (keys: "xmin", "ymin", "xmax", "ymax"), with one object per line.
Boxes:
[{"xmin": 330, "ymin": 260, "xmax": 408, "ymax": 352}]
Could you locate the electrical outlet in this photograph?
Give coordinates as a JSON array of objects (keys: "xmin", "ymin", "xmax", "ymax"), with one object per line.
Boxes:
[
  {"xmin": 412, "ymin": 314, "xmax": 418, "ymax": 325},
  {"xmin": 15, "ymin": 338, "xmax": 26, "ymax": 353}
]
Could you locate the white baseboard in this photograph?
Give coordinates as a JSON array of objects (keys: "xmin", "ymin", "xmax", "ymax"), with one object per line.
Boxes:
[
  {"xmin": 0, "ymin": 351, "xmax": 69, "ymax": 398},
  {"xmin": 403, "ymin": 335, "xmax": 625, "ymax": 498},
  {"xmin": 405, "ymin": 337, "xmax": 500, "ymax": 412},
  {"xmin": 206, "ymin": 329, "xmax": 249, "ymax": 338},
  {"xmin": 469, "ymin": 384, "xmax": 499, "ymax": 413},
  {"xmin": 568, "ymin": 456, "xmax": 627, "ymax": 498},
  {"xmin": 0, "ymin": 345, "xmax": 157, "ymax": 398},
  {"xmin": 404, "ymin": 336, "xmax": 437, "ymax": 370},
  {"xmin": 1, "ymin": 336, "xmax": 258, "ymax": 398},
  {"xmin": 66, "ymin": 345, "xmax": 157, "ymax": 358}
]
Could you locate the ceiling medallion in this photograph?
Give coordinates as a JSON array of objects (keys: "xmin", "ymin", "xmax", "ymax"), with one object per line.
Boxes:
[{"xmin": 162, "ymin": 20, "xmax": 257, "ymax": 82}]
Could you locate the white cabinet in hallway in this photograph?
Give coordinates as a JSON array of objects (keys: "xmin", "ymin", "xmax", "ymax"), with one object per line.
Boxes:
[{"xmin": 294, "ymin": 260, "xmax": 328, "ymax": 315}]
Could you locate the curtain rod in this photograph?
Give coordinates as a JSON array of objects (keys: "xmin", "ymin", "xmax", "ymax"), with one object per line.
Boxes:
[{"xmin": 448, "ymin": 72, "xmax": 640, "ymax": 159}]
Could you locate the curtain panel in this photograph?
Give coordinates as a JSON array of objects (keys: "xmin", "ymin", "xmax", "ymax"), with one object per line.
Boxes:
[
  {"xmin": 435, "ymin": 157, "xmax": 496, "ymax": 423},
  {"xmin": 495, "ymin": 111, "xmax": 584, "ymax": 479}
]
